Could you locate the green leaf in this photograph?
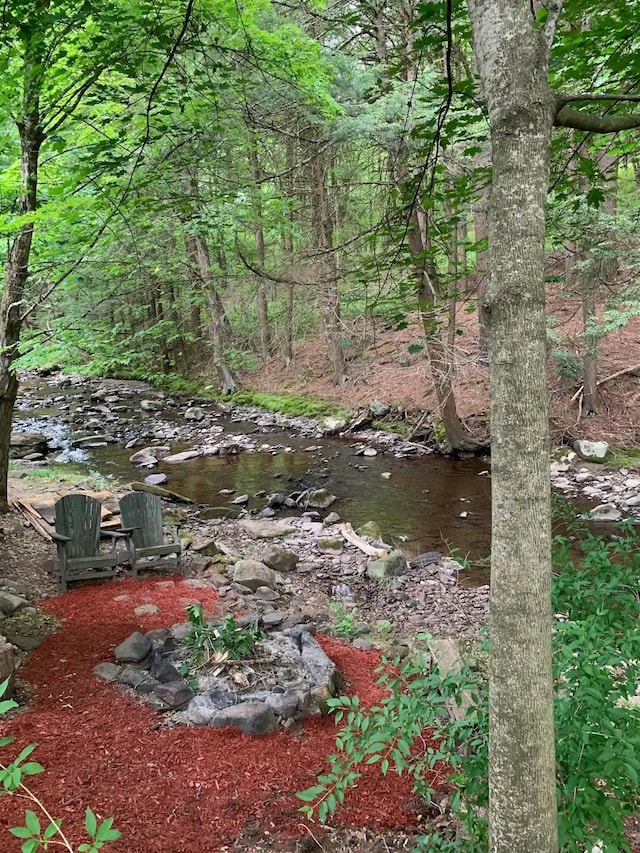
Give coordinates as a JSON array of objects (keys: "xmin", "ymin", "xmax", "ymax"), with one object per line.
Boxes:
[
  {"xmin": 25, "ymin": 810, "xmax": 41, "ymax": 836},
  {"xmin": 85, "ymin": 806, "xmax": 98, "ymax": 837}
]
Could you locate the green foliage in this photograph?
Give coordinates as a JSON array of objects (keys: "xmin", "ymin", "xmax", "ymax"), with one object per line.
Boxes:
[
  {"xmin": 551, "ymin": 347, "xmax": 582, "ymax": 380},
  {"xmin": 299, "ymin": 517, "xmax": 640, "ymax": 852},
  {"xmin": 182, "ymin": 606, "xmax": 265, "ymax": 671},
  {"xmin": 1, "ymin": 679, "xmax": 120, "ymax": 852},
  {"xmin": 328, "ymin": 601, "xmax": 360, "ymax": 640},
  {"xmin": 227, "ymin": 390, "xmax": 347, "ymax": 418}
]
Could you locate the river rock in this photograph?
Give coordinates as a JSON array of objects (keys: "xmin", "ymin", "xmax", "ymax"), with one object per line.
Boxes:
[
  {"xmin": 261, "ymin": 546, "xmax": 299, "ymax": 573},
  {"xmin": 163, "ymin": 450, "xmax": 201, "ymax": 463},
  {"xmin": 0, "ymin": 592, "xmax": 29, "ymax": 616},
  {"xmin": 93, "ymin": 662, "xmax": 121, "ymax": 682},
  {"xmin": 303, "ymin": 488, "xmax": 337, "ymax": 510},
  {"xmin": 369, "ymin": 400, "xmax": 390, "ymax": 418},
  {"xmin": 367, "ymin": 550, "xmax": 409, "ymax": 581},
  {"xmin": 184, "ymin": 406, "xmax": 205, "ymax": 421},
  {"xmin": 140, "ymin": 399, "xmax": 163, "ymax": 412},
  {"xmin": 144, "ymin": 473, "xmax": 168, "ymax": 485},
  {"xmin": 130, "ymin": 447, "xmax": 157, "ymax": 464},
  {"xmin": 153, "ymin": 680, "xmax": 194, "ymax": 709},
  {"xmin": 211, "ymin": 701, "xmax": 277, "ymax": 735},
  {"xmin": 231, "ymin": 494, "xmax": 249, "ymax": 505},
  {"xmin": 233, "ymin": 560, "xmax": 277, "ymax": 591},
  {"xmin": 114, "ymin": 632, "xmax": 151, "ymax": 663},
  {"xmin": 316, "ymin": 538, "xmax": 344, "ymax": 554},
  {"xmin": 239, "ymin": 520, "xmax": 296, "ymax": 539},
  {"xmin": 9, "ymin": 432, "xmax": 48, "ymax": 459},
  {"xmin": 574, "ymin": 439, "xmax": 610, "ymax": 463},
  {"xmin": 356, "ymin": 520, "xmax": 382, "ymax": 539},
  {"xmin": 588, "ymin": 503, "xmax": 622, "ymax": 522},
  {"xmin": 322, "ymin": 417, "xmax": 348, "ymax": 436}
]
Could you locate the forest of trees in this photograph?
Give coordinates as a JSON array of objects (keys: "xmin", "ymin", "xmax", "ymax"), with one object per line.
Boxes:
[{"xmin": 2, "ymin": 2, "xmax": 640, "ymax": 852}]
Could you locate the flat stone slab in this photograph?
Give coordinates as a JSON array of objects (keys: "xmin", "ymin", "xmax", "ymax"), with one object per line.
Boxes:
[{"xmin": 239, "ymin": 520, "xmax": 296, "ymax": 539}]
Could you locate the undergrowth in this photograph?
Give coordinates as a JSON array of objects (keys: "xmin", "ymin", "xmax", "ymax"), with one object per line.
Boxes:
[
  {"xmin": 299, "ymin": 508, "xmax": 640, "ymax": 852},
  {"xmin": 226, "ymin": 390, "xmax": 348, "ymax": 418}
]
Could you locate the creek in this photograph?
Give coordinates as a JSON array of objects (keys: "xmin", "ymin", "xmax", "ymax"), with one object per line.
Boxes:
[{"xmin": 13, "ymin": 376, "xmax": 494, "ymax": 581}]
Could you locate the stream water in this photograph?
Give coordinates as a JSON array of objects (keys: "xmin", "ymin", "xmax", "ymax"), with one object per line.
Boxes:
[{"xmin": 13, "ymin": 378, "xmax": 493, "ymax": 576}]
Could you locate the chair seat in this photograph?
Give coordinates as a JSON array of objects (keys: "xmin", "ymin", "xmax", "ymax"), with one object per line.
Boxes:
[
  {"xmin": 119, "ymin": 492, "xmax": 183, "ymax": 578},
  {"xmin": 54, "ymin": 494, "xmax": 130, "ymax": 592}
]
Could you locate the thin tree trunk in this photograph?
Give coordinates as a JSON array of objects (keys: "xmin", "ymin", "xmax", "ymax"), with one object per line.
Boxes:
[
  {"xmin": 248, "ymin": 130, "xmax": 271, "ymax": 359},
  {"xmin": 407, "ymin": 210, "xmax": 477, "ymax": 452},
  {"xmin": 0, "ymin": 30, "xmax": 45, "ymax": 510},
  {"xmin": 467, "ymin": 1, "xmax": 559, "ymax": 851},
  {"xmin": 308, "ymin": 136, "xmax": 347, "ymax": 385},
  {"xmin": 282, "ymin": 135, "xmax": 297, "ymax": 366},
  {"xmin": 185, "ymin": 234, "xmax": 237, "ymax": 394},
  {"xmin": 582, "ymin": 285, "xmax": 598, "ymax": 414}
]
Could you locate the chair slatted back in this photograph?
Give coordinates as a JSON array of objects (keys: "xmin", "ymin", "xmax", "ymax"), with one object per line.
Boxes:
[
  {"xmin": 54, "ymin": 495, "xmax": 102, "ymax": 559},
  {"xmin": 119, "ymin": 492, "xmax": 164, "ymax": 549}
]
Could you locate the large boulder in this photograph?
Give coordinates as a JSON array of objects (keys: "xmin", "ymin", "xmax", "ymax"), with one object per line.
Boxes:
[
  {"xmin": 233, "ymin": 559, "xmax": 277, "ymax": 591},
  {"xmin": 573, "ymin": 439, "xmax": 610, "ymax": 463},
  {"xmin": 9, "ymin": 432, "xmax": 48, "ymax": 459}
]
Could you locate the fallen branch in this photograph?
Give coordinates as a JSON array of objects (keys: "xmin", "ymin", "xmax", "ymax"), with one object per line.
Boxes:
[
  {"xmin": 338, "ymin": 522, "xmax": 388, "ymax": 558},
  {"xmin": 571, "ymin": 361, "xmax": 640, "ymax": 404}
]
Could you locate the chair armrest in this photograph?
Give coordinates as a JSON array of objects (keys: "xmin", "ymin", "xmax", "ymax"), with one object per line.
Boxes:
[
  {"xmin": 51, "ymin": 532, "xmax": 71, "ymax": 543},
  {"xmin": 100, "ymin": 528, "xmax": 129, "ymax": 539}
]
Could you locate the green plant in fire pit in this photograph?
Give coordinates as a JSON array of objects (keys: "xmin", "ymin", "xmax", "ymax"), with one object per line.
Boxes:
[{"xmin": 183, "ymin": 606, "xmax": 265, "ymax": 672}]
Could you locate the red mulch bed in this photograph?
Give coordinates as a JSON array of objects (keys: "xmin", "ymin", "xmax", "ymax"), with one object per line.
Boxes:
[{"xmin": 0, "ymin": 577, "xmax": 447, "ymax": 852}]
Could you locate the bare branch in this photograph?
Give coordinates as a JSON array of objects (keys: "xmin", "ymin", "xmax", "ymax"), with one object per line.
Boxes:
[
  {"xmin": 544, "ymin": 0, "xmax": 565, "ymax": 49},
  {"xmin": 556, "ymin": 92, "xmax": 640, "ymax": 107},
  {"xmin": 554, "ymin": 105, "xmax": 640, "ymax": 133}
]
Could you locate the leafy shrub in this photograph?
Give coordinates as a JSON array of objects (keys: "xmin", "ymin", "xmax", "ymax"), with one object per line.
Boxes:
[
  {"xmin": 182, "ymin": 606, "xmax": 265, "ymax": 672},
  {"xmin": 299, "ymin": 515, "xmax": 640, "ymax": 852},
  {"xmin": 551, "ymin": 346, "xmax": 582, "ymax": 380}
]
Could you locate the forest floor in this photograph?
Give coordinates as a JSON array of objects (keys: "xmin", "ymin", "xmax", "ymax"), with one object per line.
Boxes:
[{"xmin": 242, "ymin": 288, "xmax": 640, "ymax": 447}]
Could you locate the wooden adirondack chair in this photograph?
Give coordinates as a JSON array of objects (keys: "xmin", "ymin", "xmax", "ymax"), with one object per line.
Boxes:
[
  {"xmin": 53, "ymin": 494, "xmax": 129, "ymax": 593},
  {"xmin": 118, "ymin": 492, "xmax": 182, "ymax": 578}
]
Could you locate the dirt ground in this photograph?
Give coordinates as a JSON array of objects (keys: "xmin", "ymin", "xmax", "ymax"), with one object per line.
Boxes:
[{"xmin": 241, "ymin": 287, "xmax": 640, "ymax": 447}]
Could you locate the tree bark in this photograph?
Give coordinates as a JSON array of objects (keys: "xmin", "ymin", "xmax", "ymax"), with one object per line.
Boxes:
[
  {"xmin": 185, "ymin": 234, "xmax": 237, "ymax": 394},
  {"xmin": 467, "ymin": 2, "xmax": 558, "ymax": 852},
  {"xmin": 307, "ymin": 136, "xmax": 347, "ymax": 385},
  {"xmin": 0, "ymin": 24, "xmax": 46, "ymax": 510},
  {"xmin": 407, "ymin": 209, "xmax": 478, "ymax": 453},
  {"xmin": 248, "ymin": 130, "xmax": 271, "ymax": 359}
]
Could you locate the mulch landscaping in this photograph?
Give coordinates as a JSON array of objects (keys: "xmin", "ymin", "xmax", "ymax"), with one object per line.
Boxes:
[{"xmin": 0, "ymin": 576, "xmax": 448, "ymax": 852}]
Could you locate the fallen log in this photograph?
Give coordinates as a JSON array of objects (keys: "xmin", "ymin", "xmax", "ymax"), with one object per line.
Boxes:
[
  {"xmin": 129, "ymin": 482, "xmax": 194, "ymax": 503},
  {"xmin": 338, "ymin": 522, "xmax": 388, "ymax": 558}
]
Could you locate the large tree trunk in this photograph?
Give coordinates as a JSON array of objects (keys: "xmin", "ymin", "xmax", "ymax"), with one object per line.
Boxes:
[
  {"xmin": 467, "ymin": 2, "xmax": 558, "ymax": 852},
  {"xmin": 0, "ymin": 37, "xmax": 45, "ymax": 510}
]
